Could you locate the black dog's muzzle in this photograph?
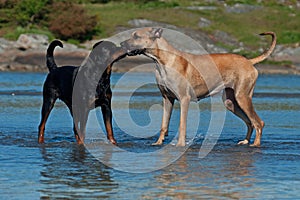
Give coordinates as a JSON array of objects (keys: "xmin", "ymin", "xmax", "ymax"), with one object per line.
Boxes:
[
  {"xmin": 120, "ymin": 41, "xmax": 146, "ymax": 56},
  {"xmin": 126, "ymin": 48, "xmax": 146, "ymax": 56}
]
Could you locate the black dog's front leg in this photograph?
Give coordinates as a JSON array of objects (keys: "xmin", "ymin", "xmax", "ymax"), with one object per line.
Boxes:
[
  {"xmin": 101, "ymin": 104, "xmax": 116, "ymax": 145},
  {"xmin": 72, "ymin": 108, "xmax": 88, "ymax": 145},
  {"xmin": 79, "ymin": 109, "xmax": 89, "ymax": 143},
  {"xmin": 100, "ymin": 91, "xmax": 117, "ymax": 145},
  {"xmin": 72, "ymin": 112, "xmax": 82, "ymax": 144}
]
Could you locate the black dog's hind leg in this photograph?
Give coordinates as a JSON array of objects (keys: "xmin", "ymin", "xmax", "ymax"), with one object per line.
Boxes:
[
  {"xmin": 222, "ymin": 88, "xmax": 253, "ymax": 145},
  {"xmin": 67, "ymin": 106, "xmax": 82, "ymax": 144},
  {"xmin": 38, "ymin": 93, "xmax": 58, "ymax": 143}
]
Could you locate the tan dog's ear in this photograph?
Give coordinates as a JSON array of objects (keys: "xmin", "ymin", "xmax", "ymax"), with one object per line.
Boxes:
[{"xmin": 151, "ymin": 28, "xmax": 163, "ymax": 39}]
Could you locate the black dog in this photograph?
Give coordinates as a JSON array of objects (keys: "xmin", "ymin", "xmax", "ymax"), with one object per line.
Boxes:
[{"xmin": 38, "ymin": 40, "xmax": 126, "ymax": 144}]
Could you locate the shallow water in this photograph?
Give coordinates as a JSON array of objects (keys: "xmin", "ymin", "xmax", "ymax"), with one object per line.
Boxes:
[{"xmin": 0, "ymin": 72, "xmax": 299, "ymax": 199}]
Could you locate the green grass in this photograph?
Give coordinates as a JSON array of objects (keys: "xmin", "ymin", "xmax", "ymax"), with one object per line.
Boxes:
[
  {"xmin": 1, "ymin": 0, "xmax": 299, "ymax": 50},
  {"xmin": 84, "ymin": 1, "xmax": 300, "ymax": 49},
  {"xmin": 84, "ymin": 1, "xmax": 199, "ymax": 37},
  {"xmin": 188, "ymin": 3, "xmax": 300, "ymax": 48}
]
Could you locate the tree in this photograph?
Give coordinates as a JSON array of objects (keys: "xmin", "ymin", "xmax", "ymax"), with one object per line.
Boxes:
[{"xmin": 48, "ymin": 2, "xmax": 98, "ymax": 41}]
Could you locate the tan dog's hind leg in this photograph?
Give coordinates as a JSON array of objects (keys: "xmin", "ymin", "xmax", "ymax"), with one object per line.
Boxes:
[
  {"xmin": 152, "ymin": 96, "xmax": 174, "ymax": 145},
  {"xmin": 235, "ymin": 95, "xmax": 264, "ymax": 147},
  {"xmin": 222, "ymin": 88, "xmax": 253, "ymax": 145},
  {"xmin": 233, "ymin": 67, "xmax": 264, "ymax": 147}
]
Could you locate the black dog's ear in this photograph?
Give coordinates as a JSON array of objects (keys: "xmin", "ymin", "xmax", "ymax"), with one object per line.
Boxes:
[
  {"xmin": 151, "ymin": 28, "xmax": 163, "ymax": 39},
  {"xmin": 92, "ymin": 40, "xmax": 104, "ymax": 49}
]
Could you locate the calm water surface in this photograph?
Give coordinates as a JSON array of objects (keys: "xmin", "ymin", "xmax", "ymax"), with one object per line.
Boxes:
[{"xmin": 0, "ymin": 72, "xmax": 299, "ymax": 199}]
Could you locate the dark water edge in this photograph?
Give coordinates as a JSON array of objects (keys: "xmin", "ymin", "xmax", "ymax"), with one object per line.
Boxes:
[
  {"xmin": 2, "ymin": 90, "xmax": 300, "ymax": 98},
  {"xmin": 0, "ymin": 72, "xmax": 299, "ymax": 199}
]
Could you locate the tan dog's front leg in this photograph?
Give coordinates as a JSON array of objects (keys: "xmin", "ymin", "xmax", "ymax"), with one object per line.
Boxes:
[
  {"xmin": 177, "ymin": 96, "xmax": 190, "ymax": 147},
  {"xmin": 153, "ymin": 96, "xmax": 174, "ymax": 145}
]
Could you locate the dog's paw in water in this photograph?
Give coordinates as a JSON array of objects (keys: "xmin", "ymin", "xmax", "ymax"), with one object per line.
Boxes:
[
  {"xmin": 152, "ymin": 140, "xmax": 163, "ymax": 146},
  {"xmin": 238, "ymin": 139, "xmax": 249, "ymax": 145}
]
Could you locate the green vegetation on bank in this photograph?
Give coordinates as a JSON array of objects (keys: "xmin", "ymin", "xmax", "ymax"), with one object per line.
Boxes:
[{"xmin": 0, "ymin": 0, "xmax": 299, "ymax": 49}]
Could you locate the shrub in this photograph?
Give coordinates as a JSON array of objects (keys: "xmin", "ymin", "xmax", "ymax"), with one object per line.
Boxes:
[
  {"xmin": 14, "ymin": 0, "xmax": 48, "ymax": 27},
  {"xmin": 89, "ymin": 0, "xmax": 110, "ymax": 3},
  {"xmin": 47, "ymin": 2, "xmax": 98, "ymax": 41},
  {"xmin": 0, "ymin": 0, "xmax": 18, "ymax": 8}
]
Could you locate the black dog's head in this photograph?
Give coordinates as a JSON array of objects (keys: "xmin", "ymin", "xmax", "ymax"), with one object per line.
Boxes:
[
  {"xmin": 91, "ymin": 40, "xmax": 127, "ymax": 65},
  {"xmin": 79, "ymin": 40, "xmax": 127, "ymax": 82}
]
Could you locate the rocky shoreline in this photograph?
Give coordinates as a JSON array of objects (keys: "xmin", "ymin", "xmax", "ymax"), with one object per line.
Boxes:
[{"xmin": 1, "ymin": 22, "xmax": 300, "ymax": 74}]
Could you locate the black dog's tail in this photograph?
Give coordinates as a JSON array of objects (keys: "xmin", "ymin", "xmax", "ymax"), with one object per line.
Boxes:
[{"xmin": 46, "ymin": 40, "xmax": 63, "ymax": 72}]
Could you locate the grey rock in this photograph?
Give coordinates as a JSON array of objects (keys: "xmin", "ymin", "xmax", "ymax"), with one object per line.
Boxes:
[
  {"xmin": 273, "ymin": 45, "xmax": 300, "ymax": 64},
  {"xmin": 16, "ymin": 34, "xmax": 49, "ymax": 50},
  {"xmin": 128, "ymin": 19, "xmax": 177, "ymax": 29},
  {"xmin": 225, "ymin": 3, "xmax": 262, "ymax": 14},
  {"xmin": 186, "ymin": 6, "xmax": 217, "ymax": 11},
  {"xmin": 0, "ymin": 35, "xmax": 89, "ymax": 72},
  {"xmin": 213, "ymin": 30, "xmax": 240, "ymax": 47},
  {"xmin": 198, "ymin": 17, "xmax": 212, "ymax": 28},
  {"xmin": 0, "ymin": 38, "xmax": 14, "ymax": 53}
]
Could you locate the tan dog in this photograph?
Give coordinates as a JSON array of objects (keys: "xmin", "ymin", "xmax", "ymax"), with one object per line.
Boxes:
[{"xmin": 121, "ymin": 27, "xmax": 276, "ymax": 147}]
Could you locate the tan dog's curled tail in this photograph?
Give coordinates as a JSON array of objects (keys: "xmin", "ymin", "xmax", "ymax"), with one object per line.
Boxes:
[{"xmin": 249, "ymin": 32, "xmax": 276, "ymax": 65}]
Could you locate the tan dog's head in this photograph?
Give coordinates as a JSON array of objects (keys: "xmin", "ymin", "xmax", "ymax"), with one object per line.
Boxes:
[{"xmin": 121, "ymin": 27, "xmax": 163, "ymax": 56}]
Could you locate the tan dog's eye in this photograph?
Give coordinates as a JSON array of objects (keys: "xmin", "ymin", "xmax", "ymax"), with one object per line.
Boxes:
[{"xmin": 133, "ymin": 33, "xmax": 140, "ymax": 39}]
